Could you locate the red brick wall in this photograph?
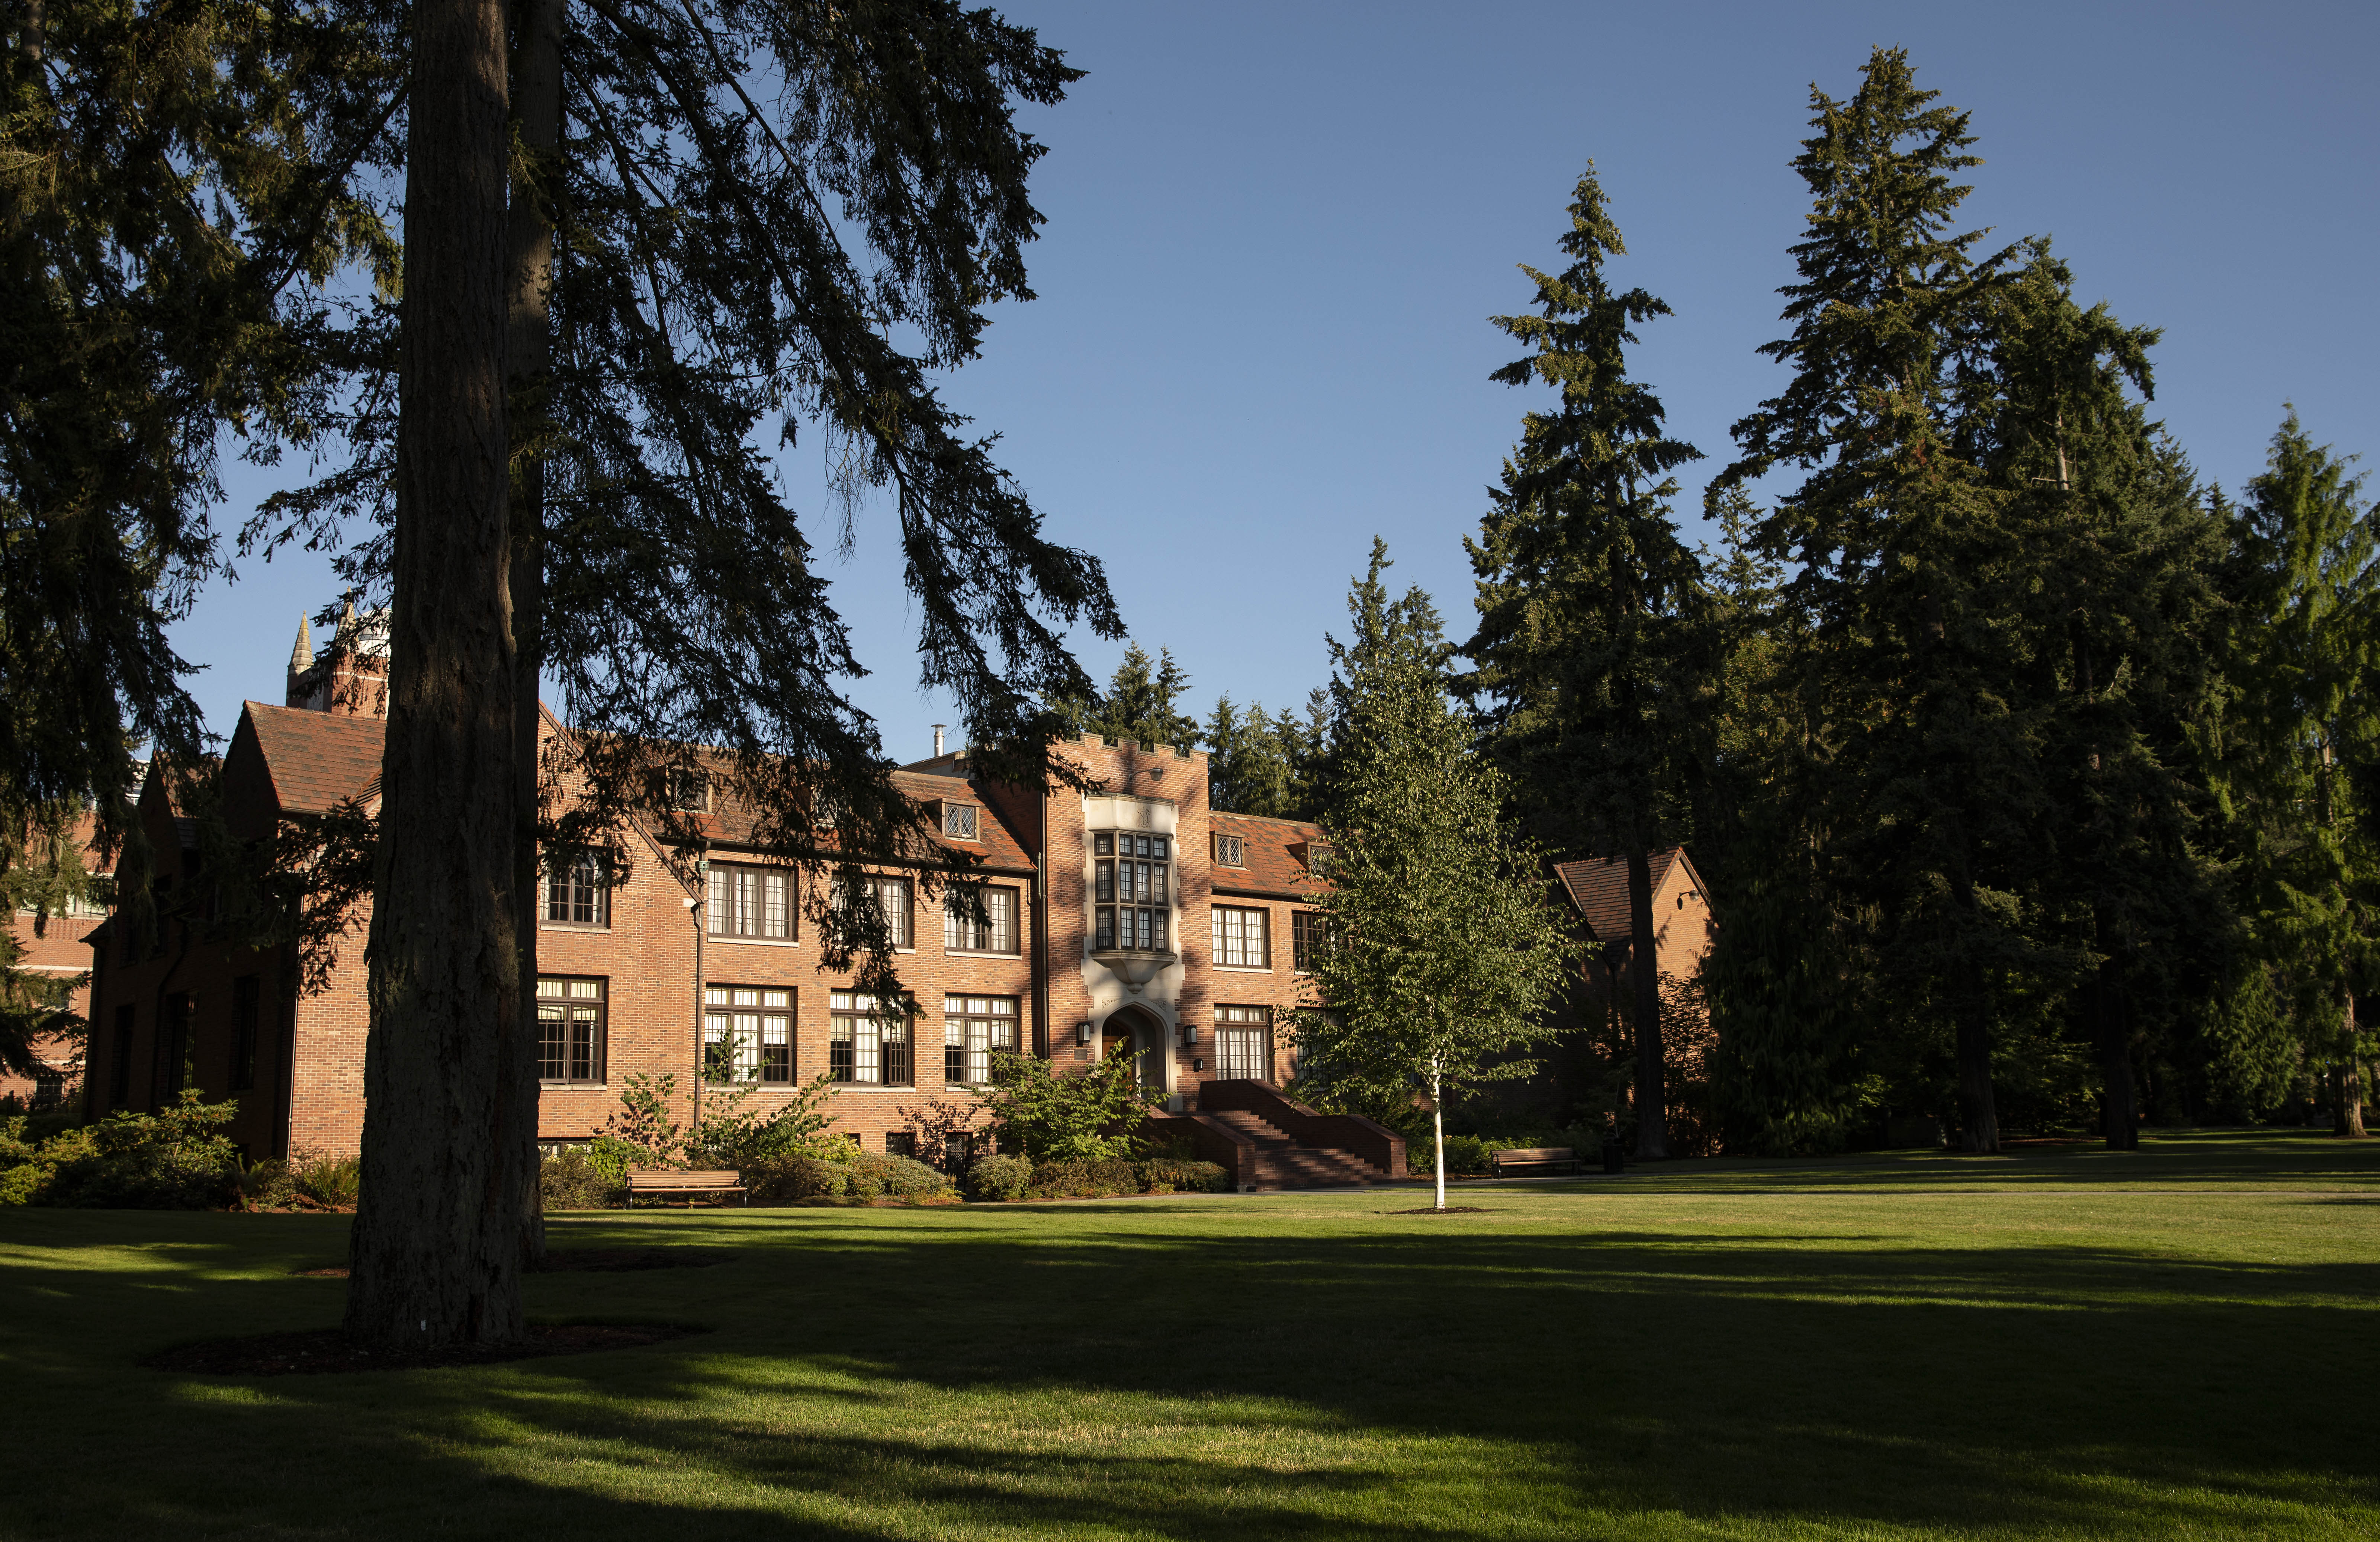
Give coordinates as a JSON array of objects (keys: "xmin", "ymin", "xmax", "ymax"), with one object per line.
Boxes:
[{"xmin": 71, "ymin": 721, "xmax": 1346, "ymax": 1162}]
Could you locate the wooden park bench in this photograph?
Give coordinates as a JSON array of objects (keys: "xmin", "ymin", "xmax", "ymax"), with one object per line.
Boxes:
[
  {"xmin": 626, "ymin": 1169, "xmax": 746, "ymax": 1207},
  {"xmin": 1488, "ymin": 1146, "xmax": 1581, "ymax": 1178}
]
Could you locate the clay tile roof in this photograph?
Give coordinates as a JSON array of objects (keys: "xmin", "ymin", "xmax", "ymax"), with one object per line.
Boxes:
[
  {"xmin": 1554, "ymin": 848, "xmax": 1687, "ymax": 942},
  {"xmin": 692, "ymin": 765, "xmax": 1032, "ymax": 872},
  {"xmin": 1208, "ymin": 810, "xmax": 1328, "ymax": 899},
  {"xmin": 891, "ymin": 771, "xmax": 1032, "ymax": 870},
  {"xmin": 242, "ymin": 702, "xmax": 386, "ymax": 814}
]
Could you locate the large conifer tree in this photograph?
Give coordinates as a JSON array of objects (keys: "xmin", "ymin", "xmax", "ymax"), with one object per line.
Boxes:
[
  {"xmin": 1462, "ymin": 167, "xmax": 1711, "ymax": 1160},
  {"xmin": 1724, "ymin": 48, "xmax": 2032, "ymax": 1153},
  {"xmin": 232, "ymin": 0, "xmax": 1122, "ymax": 1346},
  {"xmin": 2214, "ymin": 413, "xmax": 2380, "ymax": 1138},
  {"xmin": 1983, "ymin": 249, "xmax": 2232, "ymax": 1149}
]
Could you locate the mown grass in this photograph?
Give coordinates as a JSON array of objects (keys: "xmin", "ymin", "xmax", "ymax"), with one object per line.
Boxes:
[{"xmin": 2, "ymin": 1132, "xmax": 2376, "ymax": 1540}]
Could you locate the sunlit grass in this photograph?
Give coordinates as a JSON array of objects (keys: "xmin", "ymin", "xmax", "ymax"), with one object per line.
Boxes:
[{"xmin": 3, "ymin": 1133, "xmax": 2376, "ymax": 1539}]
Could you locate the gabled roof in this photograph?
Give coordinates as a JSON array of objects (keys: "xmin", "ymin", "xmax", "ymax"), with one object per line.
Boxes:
[
  {"xmin": 240, "ymin": 702, "xmax": 386, "ymax": 814},
  {"xmin": 1209, "ymin": 810, "xmax": 1327, "ymax": 900},
  {"xmin": 1553, "ymin": 847, "xmax": 1702, "ymax": 941},
  {"xmin": 611, "ymin": 753, "xmax": 1036, "ymax": 873}
]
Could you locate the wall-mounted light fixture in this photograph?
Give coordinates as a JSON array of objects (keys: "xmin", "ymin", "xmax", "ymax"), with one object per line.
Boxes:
[
  {"xmin": 1179, "ymin": 1021, "xmax": 1199, "ymax": 1047},
  {"xmin": 1076, "ymin": 1021, "xmax": 1092, "ymax": 1045}
]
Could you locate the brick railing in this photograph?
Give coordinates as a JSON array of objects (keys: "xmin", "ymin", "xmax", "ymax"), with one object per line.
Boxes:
[
  {"xmin": 1191, "ymin": 1080, "xmax": 1407, "ymax": 1179},
  {"xmin": 1138, "ymin": 1108, "xmax": 1259, "ymax": 1190}
]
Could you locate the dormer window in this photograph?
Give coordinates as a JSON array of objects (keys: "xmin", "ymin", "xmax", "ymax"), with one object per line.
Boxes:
[
  {"xmin": 941, "ymin": 801, "xmax": 980, "ymax": 841},
  {"xmin": 671, "ymin": 770, "xmax": 710, "ymax": 812},
  {"xmin": 1213, "ymin": 832, "xmax": 1246, "ymax": 868}
]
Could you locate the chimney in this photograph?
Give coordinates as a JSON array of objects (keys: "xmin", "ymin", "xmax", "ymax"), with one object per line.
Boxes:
[{"xmin": 932, "ymin": 723, "xmax": 945, "ymax": 758}]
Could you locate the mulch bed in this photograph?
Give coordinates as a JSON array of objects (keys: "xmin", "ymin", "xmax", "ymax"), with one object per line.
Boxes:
[
  {"xmin": 1388, "ymin": 1205, "xmax": 1498, "ymax": 1215},
  {"xmin": 295, "ymin": 1246, "xmax": 736, "ymax": 1279},
  {"xmin": 145, "ymin": 1322, "xmax": 699, "ymax": 1376}
]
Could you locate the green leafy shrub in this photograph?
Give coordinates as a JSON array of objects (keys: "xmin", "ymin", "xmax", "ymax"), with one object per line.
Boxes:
[
  {"xmin": 583, "ymin": 1134, "xmax": 639, "ymax": 1184},
  {"xmin": 290, "ymin": 1151, "xmax": 360, "ymax": 1208},
  {"xmin": 744, "ymin": 1150, "xmax": 954, "ymax": 1204},
  {"xmin": 741, "ymin": 1155, "xmax": 843, "ymax": 1202},
  {"xmin": 1029, "ymin": 1158, "xmax": 1139, "ymax": 1198},
  {"xmin": 850, "ymin": 1151, "xmax": 953, "ymax": 1199},
  {"xmin": 234, "ymin": 1157, "xmax": 294, "ymax": 1210},
  {"xmin": 1134, "ymin": 1158, "xmax": 1228, "ymax": 1194},
  {"xmin": 35, "ymin": 1092, "xmax": 241, "ymax": 1209},
  {"xmin": 693, "ymin": 1073, "xmax": 845, "ymax": 1165},
  {"xmin": 0, "ymin": 1159, "xmax": 42, "ymax": 1206},
  {"xmin": 539, "ymin": 1147, "xmax": 624, "ymax": 1210},
  {"xmin": 981, "ymin": 1050, "xmax": 1161, "ymax": 1162},
  {"xmin": 966, "ymin": 1152, "xmax": 1032, "ymax": 1201},
  {"xmin": 604, "ymin": 1072, "xmax": 686, "ymax": 1167}
]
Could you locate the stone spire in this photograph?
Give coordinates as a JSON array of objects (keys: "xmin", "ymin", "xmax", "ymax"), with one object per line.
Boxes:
[{"xmin": 289, "ymin": 614, "xmax": 315, "ymax": 673}]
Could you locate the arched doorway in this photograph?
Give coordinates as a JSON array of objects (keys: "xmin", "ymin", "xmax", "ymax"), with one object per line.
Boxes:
[{"xmin": 1098, "ymin": 1004, "xmax": 1168, "ymax": 1093}]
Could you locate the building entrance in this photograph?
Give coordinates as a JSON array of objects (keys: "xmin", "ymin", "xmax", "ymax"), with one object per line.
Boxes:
[{"xmin": 1099, "ymin": 1005, "xmax": 1167, "ymax": 1092}]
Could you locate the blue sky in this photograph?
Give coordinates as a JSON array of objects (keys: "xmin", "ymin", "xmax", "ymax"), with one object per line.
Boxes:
[{"xmin": 186, "ymin": 0, "xmax": 2379, "ymax": 762}]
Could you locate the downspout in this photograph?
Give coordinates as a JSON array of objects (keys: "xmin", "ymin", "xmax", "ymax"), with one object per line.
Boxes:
[
  {"xmin": 80, "ymin": 934, "xmax": 105, "ymax": 1124},
  {"xmin": 688, "ymin": 853, "xmax": 707, "ymax": 1147},
  {"xmin": 1034, "ymin": 814, "xmax": 1050, "ymax": 1061}
]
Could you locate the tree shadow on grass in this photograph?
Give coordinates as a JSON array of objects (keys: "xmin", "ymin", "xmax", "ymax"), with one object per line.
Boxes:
[{"xmin": 4, "ymin": 1205, "xmax": 2377, "ymax": 1539}]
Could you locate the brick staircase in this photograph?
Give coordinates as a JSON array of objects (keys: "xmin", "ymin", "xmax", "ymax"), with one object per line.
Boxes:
[{"xmin": 1194, "ymin": 1108, "xmax": 1388, "ymax": 1190}]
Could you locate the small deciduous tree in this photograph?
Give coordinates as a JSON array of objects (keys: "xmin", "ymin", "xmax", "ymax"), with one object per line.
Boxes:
[
  {"xmin": 979, "ymin": 1049, "xmax": 1157, "ymax": 1162},
  {"xmin": 1293, "ymin": 548, "xmax": 1575, "ymax": 1209}
]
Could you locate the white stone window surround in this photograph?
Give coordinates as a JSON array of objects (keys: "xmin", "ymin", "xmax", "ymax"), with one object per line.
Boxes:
[{"xmin": 1078, "ymin": 793, "xmax": 1185, "ymax": 1101}]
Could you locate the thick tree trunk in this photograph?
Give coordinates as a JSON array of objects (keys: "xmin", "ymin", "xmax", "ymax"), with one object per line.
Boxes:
[
  {"xmin": 506, "ymin": 0, "xmax": 563, "ymax": 1271},
  {"xmin": 2092, "ymin": 907, "xmax": 2137, "ymax": 1151},
  {"xmin": 1954, "ymin": 978, "xmax": 2000, "ymax": 1154},
  {"xmin": 2333, "ymin": 999, "xmax": 2365, "ymax": 1138},
  {"xmin": 344, "ymin": 0, "xmax": 521, "ymax": 1351},
  {"xmin": 1626, "ymin": 844, "xmax": 1668, "ymax": 1161},
  {"xmin": 1945, "ymin": 866, "xmax": 2000, "ymax": 1154}
]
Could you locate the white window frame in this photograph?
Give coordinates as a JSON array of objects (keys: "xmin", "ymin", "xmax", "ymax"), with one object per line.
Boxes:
[{"xmin": 1211, "ymin": 905, "xmax": 1270, "ymax": 970}]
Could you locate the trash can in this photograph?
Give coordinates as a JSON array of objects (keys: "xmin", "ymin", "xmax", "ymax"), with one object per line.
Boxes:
[{"xmin": 1601, "ymin": 1143, "xmax": 1625, "ymax": 1175}]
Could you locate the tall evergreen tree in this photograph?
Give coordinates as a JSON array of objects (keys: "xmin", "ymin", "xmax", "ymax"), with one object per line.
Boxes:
[
  {"xmin": 2213, "ymin": 412, "xmax": 2379, "ymax": 1138},
  {"xmin": 342, "ymin": 0, "xmax": 525, "ymax": 1352},
  {"xmin": 2, "ymin": 3, "xmax": 401, "ymax": 1032},
  {"xmin": 1723, "ymin": 48, "xmax": 2034, "ymax": 1153},
  {"xmin": 1293, "ymin": 552, "xmax": 1573, "ymax": 1210},
  {"xmin": 1462, "ymin": 166, "xmax": 1712, "ymax": 1160},
  {"xmin": 216, "ymin": 0, "xmax": 1122, "ymax": 1346},
  {"xmin": 1984, "ymin": 249, "xmax": 2232, "ymax": 1149},
  {"xmin": 1053, "ymin": 645, "xmax": 1198, "ymax": 749},
  {"xmin": 1205, "ymin": 698, "xmax": 1285, "ymax": 817},
  {"xmin": 1696, "ymin": 485, "xmax": 1866, "ymax": 1154}
]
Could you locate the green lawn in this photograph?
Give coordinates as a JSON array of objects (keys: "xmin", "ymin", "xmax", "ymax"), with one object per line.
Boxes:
[{"xmin": 3, "ymin": 1133, "xmax": 2376, "ymax": 1540}]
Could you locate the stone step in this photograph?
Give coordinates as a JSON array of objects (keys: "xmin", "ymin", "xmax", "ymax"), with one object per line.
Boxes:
[{"xmin": 1195, "ymin": 1108, "xmax": 1391, "ymax": 1191}]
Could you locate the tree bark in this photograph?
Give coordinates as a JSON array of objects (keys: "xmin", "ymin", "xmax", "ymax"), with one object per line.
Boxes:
[
  {"xmin": 506, "ymin": 0, "xmax": 563, "ymax": 1270},
  {"xmin": 2334, "ymin": 996, "xmax": 2366, "ymax": 1138},
  {"xmin": 2092, "ymin": 905, "xmax": 2137, "ymax": 1151},
  {"xmin": 344, "ymin": 0, "xmax": 521, "ymax": 1351},
  {"xmin": 1430, "ymin": 1064, "xmax": 1446, "ymax": 1212},
  {"xmin": 1626, "ymin": 843, "xmax": 1668, "ymax": 1161},
  {"xmin": 1944, "ymin": 863, "xmax": 2000, "ymax": 1153}
]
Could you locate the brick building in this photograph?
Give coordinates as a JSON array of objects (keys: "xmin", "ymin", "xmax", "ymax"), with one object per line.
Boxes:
[
  {"xmin": 78, "ymin": 619, "xmax": 1404, "ymax": 1188},
  {"xmin": 1555, "ymin": 848, "xmax": 1715, "ymax": 1004},
  {"xmin": 2, "ymin": 810, "xmax": 112, "ymax": 1113}
]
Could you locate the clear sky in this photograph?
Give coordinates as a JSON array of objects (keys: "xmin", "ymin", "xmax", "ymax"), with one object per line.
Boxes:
[{"xmin": 184, "ymin": 0, "xmax": 2379, "ymax": 763}]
